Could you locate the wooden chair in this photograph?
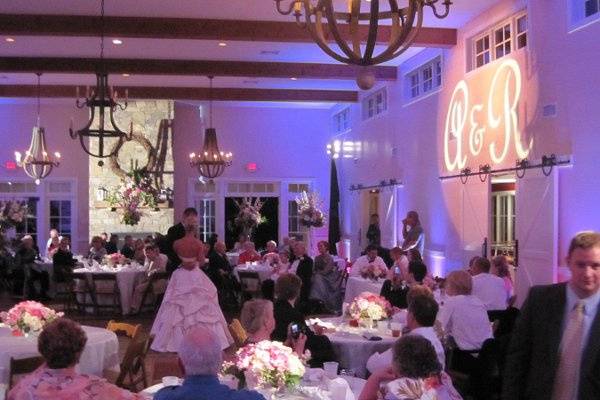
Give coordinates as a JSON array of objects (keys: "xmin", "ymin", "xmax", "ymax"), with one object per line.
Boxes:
[
  {"xmin": 137, "ymin": 272, "xmax": 169, "ymax": 314},
  {"xmin": 67, "ymin": 272, "xmax": 95, "ymax": 314},
  {"xmin": 106, "ymin": 320, "xmax": 141, "ymax": 338},
  {"xmin": 90, "ymin": 273, "xmax": 121, "ymax": 315},
  {"xmin": 9, "ymin": 356, "xmax": 44, "ymax": 389},
  {"xmin": 237, "ymin": 270, "xmax": 261, "ymax": 300},
  {"xmin": 114, "ymin": 331, "xmax": 154, "ymax": 392},
  {"xmin": 228, "ymin": 319, "xmax": 248, "ymax": 348}
]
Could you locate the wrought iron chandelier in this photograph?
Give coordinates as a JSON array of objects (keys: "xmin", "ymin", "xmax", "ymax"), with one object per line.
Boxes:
[
  {"xmin": 189, "ymin": 76, "xmax": 233, "ymax": 180},
  {"xmin": 274, "ymin": 0, "xmax": 452, "ymax": 68},
  {"xmin": 14, "ymin": 73, "xmax": 61, "ymax": 185},
  {"xmin": 69, "ymin": 0, "xmax": 131, "ymax": 167}
]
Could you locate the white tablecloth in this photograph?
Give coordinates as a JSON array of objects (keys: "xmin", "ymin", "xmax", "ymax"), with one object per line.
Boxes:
[
  {"xmin": 318, "ymin": 317, "xmax": 397, "ymax": 378},
  {"xmin": 0, "ymin": 325, "xmax": 119, "ymax": 386},
  {"xmin": 343, "ymin": 277, "xmax": 384, "ymax": 304},
  {"xmin": 233, "ymin": 264, "xmax": 273, "ymax": 282},
  {"xmin": 73, "ymin": 266, "xmax": 147, "ymax": 314}
]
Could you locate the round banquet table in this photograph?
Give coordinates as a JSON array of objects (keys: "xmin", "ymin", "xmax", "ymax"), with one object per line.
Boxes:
[
  {"xmin": 316, "ymin": 317, "xmax": 397, "ymax": 378},
  {"xmin": 233, "ymin": 264, "xmax": 273, "ymax": 282},
  {"xmin": 73, "ymin": 265, "xmax": 148, "ymax": 315},
  {"xmin": 343, "ymin": 276, "xmax": 385, "ymax": 304},
  {"xmin": 0, "ymin": 325, "xmax": 119, "ymax": 386}
]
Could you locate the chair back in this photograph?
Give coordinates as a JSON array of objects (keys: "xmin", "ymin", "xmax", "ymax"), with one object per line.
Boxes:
[
  {"xmin": 107, "ymin": 320, "xmax": 141, "ymax": 338},
  {"xmin": 115, "ymin": 330, "xmax": 154, "ymax": 392},
  {"xmin": 9, "ymin": 356, "xmax": 44, "ymax": 389},
  {"xmin": 238, "ymin": 271, "xmax": 261, "ymax": 294},
  {"xmin": 228, "ymin": 319, "xmax": 248, "ymax": 348}
]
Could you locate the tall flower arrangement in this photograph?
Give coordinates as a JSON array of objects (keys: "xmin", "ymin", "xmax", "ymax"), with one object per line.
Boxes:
[
  {"xmin": 234, "ymin": 197, "xmax": 265, "ymax": 234},
  {"xmin": 295, "ymin": 191, "xmax": 325, "ymax": 228},
  {"xmin": 106, "ymin": 168, "xmax": 158, "ymax": 226},
  {"xmin": 0, "ymin": 200, "xmax": 28, "ymax": 231}
]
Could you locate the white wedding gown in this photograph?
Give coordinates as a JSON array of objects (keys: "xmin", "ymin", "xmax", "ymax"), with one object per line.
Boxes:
[{"xmin": 150, "ymin": 265, "xmax": 233, "ymax": 352}]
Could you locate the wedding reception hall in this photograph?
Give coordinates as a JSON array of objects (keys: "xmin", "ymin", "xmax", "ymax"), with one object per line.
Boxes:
[{"xmin": 0, "ymin": 0, "xmax": 599, "ymax": 399}]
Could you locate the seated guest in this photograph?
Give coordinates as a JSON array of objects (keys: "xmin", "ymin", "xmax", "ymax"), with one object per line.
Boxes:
[
  {"xmin": 8, "ymin": 318, "xmax": 143, "ymax": 400},
  {"xmin": 133, "ymin": 239, "xmax": 146, "ymax": 264},
  {"xmin": 15, "ymin": 235, "xmax": 49, "ymax": 300},
  {"xmin": 233, "ymin": 234, "xmax": 249, "ymax": 252},
  {"xmin": 130, "ymin": 243, "xmax": 168, "ymax": 313},
  {"xmin": 381, "ymin": 260, "xmax": 427, "ymax": 309},
  {"xmin": 310, "ymin": 240, "xmax": 342, "ymax": 312},
  {"xmin": 407, "ymin": 248, "xmax": 423, "ymax": 263},
  {"xmin": 261, "ymin": 240, "xmax": 278, "ymax": 262},
  {"xmin": 45, "ymin": 229, "xmax": 61, "ymax": 256},
  {"xmin": 289, "ymin": 242, "xmax": 313, "ymax": 309},
  {"xmin": 52, "ymin": 237, "xmax": 76, "ymax": 283},
  {"xmin": 388, "ymin": 247, "xmax": 409, "ymax": 279},
  {"xmin": 350, "ymin": 244, "xmax": 388, "ymax": 277},
  {"xmin": 87, "ymin": 235, "xmax": 107, "ymax": 263},
  {"xmin": 105, "ymin": 233, "xmax": 119, "ymax": 254},
  {"xmin": 278, "ymin": 236, "xmax": 291, "ymax": 253},
  {"xmin": 359, "ymin": 335, "xmax": 461, "ymax": 400},
  {"xmin": 121, "ymin": 235, "xmax": 135, "ymax": 259},
  {"xmin": 470, "ymin": 256, "xmax": 507, "ymax": 310},
  {"xmin": 208, "ymin": 241, "xmax": 233, "ymax": 284},
  {"xmin": 151, "ymin": 224, "xmax": 232, "ymax": 352},
  {"xmin": 240, "ymin": 299, "xmax": 306, "ymax": 356},
  {"xmin": 367, "ymin": 294, "xmax": 445, "ymax": 374},
  {"xmin": 154, "ymin": 327, "xmax": 264, "ymax": 400},
  {"xmin": 46, "ymin": 235, "xmax": 60, "ymax": 259},
  {"xmin": 238, "ymin": 242, "xmax": 261, "ymax": 264},
  {"xmin": 437, "ymin": 270, "xmax": 492, "ymax": 374},
  {"xmin": 271, "ymin": 250, "xmax": 290, "ymax": 279},
  {"xmin": 272, "ymin": 274, "xmax": 334, "ymax": 367},
  {"xmin": 491, "ymin": 255, "xmax": 514, "ymax": 302}
]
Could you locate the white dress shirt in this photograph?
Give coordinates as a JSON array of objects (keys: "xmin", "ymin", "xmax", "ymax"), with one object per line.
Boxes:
[
  {"xmin": 350, "ymin": 255, "xmax": 388, "ymax": 277},
  {"xmin": 144, "ymin": 253, "xmax": 168, "ymax": 276},
  {"xmin": 437, "ymin": 294, "xmax": 493, "ymax": 351},
  {"xmin": 472, "ymin": 273, "xmax": 508, "ymax": 310},
  {"xmin": 366, "ymin": 326, "xmax": 446, "ymax": 374}
]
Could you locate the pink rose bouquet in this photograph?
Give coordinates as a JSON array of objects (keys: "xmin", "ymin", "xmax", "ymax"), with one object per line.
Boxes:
[
  {"xmin": 347, "ymin": 292, "xmax": 392, "ymax": 322},
  {"xmin": 360, "ymin": 263, "xmax": 388, "ymax": 281},
  {"xmin": 0, "ymin": 301, "xmax": 63, "ymax": 336}
]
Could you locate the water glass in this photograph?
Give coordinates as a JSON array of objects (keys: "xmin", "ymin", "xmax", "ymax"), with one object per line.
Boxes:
[{"xmin": 323, "ymin": 361, "xmax": 339, "ymax": 379}]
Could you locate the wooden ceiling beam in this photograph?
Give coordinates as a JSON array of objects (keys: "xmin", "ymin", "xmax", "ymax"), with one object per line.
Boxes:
[
  {"xmin": 0, "ymin": 14, "xmax": 457, "ymax": 48},
  {"xmin": 0, "ymin": 57, "xmax": 397, "ymax": 80},
  {"xmin": 0, "ymin": 85, "xmax": 358, "ymax": 103}
]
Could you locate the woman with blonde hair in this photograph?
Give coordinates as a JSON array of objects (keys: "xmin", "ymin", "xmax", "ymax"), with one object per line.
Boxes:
[{"xmin": 491, "ymin": 255, "xmax": 514, "ymax": 301}]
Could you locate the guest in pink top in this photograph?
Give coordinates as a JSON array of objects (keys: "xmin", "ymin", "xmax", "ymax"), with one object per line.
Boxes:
[
  {"xmin": 491, "ymin": 255, "xmax": 515, "ymax": 303},
  {"xmin": 8, "ymin": 318, "xmax": 142, "ymax": 400},
  {"xmin": 238, "ymin": 242, "xmax": 261, "ymax": 264}
]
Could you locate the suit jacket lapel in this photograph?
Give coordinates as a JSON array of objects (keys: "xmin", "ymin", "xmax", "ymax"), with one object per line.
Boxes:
[
  {"xmin": 547, "ymin": 283, "xmax": 568, "ymax": 377},
  {"xmin": 581, "ymin": 300, "xmax": 600, "ymax": 377}
]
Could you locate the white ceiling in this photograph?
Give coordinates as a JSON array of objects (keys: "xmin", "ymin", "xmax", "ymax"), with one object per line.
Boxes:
[{"xmin": 0, "ymin": 0, "xmax": 503, "ymax": 106}]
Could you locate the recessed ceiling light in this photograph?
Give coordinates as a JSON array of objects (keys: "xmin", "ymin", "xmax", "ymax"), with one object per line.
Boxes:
[
  {"xmin": 218, "ymin": 42, "xmax": 227, "ymax": 47},
  {"xmin": 290, "ymin": 77, "xmax": 298, "ymax": 81},
  {"xmin": 112, "ymin": 38, "xmax": 123, "ymax": 45},
  {"xmin": 5, "ymin": 37, "xmax": 15, "ymax": 43},
  {"xmin": 122, "ymin": 73, "xmax": 130, "ymax": 77}
]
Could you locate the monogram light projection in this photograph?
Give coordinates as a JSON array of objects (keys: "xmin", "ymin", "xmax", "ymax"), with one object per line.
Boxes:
[{"xmin": 443, "ymin": 59, "xmax": 533, "ymax": 172}]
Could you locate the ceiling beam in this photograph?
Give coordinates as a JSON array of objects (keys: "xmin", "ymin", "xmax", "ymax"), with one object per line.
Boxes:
[
  {"xmin": 0, "ymin": 14, "xmax": 457, "ymax": 48},
  {"xmin": 0, "ymin": 57, "xmax": 397, "ymax": 81},
  {"xmin": 0, "ymin": 85, "xmax": 358, "ymax": 103}
]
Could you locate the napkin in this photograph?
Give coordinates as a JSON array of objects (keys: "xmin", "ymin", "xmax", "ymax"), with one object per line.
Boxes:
[
  {"xmin": 306, "ymin": 318, "xmax": 336, "ymax": 330},
  {"xmin": 328, "ymin": 377, "xmax": 354, "ymax": 400}
]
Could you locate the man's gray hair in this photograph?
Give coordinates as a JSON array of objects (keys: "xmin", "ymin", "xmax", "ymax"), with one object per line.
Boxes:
[{"xmin": 178, "ymin": 327, "xmax": 223, "ymax": 376}]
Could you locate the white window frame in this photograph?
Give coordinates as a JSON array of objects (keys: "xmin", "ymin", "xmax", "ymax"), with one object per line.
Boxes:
[
  {"xmin": 362, "ymin": 87, "xmax": 387, "ymax": 121},
  {"xmin": 404, "ymin": 55, "xmax": 443, "ymax": 104},
  {"xmin": 469, "ymin": 11, "xmax": 528, "ymax": 71},
  {"xmin": 195, "ymin": 198, "xmax": 217, "ymax": 243},
  {"xmin": 569, "ymin": 0, "xmax": 600, "ymax": 32},
  {"xmin": 491, "ymin": 191, "xmax": 516, "ymax": 250}
]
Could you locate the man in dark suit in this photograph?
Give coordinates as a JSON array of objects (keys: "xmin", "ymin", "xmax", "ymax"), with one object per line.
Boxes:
[
  {"xmin": 165, "ymin": 207, "xmax": 198, "ymax": 273},
  {"xmin": 207, "ymin": 241, "xmax": 232, "ymax": 286},
  {"xmin": 291, "ymin": 241, "xmax": 313, "ymax": 312},
  {"xmin": 503, "ymin": 231, "xmax": 600, "ymax": 400}
]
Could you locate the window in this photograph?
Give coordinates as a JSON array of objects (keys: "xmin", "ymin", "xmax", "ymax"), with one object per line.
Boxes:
[
  {"xmin": 15, "ymin": 198, "xmax": 38, "ymax": 243},
  {"xmin": 470, "ymin": 12, "xmax": 527, "ymax": 71},
  {"xmin": 287, "ymin": 200, "xmax": 304, "ymax": 241},
  {"xmin": 333, "ymin": 108, "xmax": 350, "ymax": 133},
  {"xmin": 195, "ymin": 199, "xmax": 216, "ymax": 243},
  {"xmin": 491, "ymin": 192, "xmax": 516, "ymax": 256},
  {"xmin": 405, "ymin": 56, "xmax": 443, "ymax": 101},
  {"xmin": 49, "ymin": 200, "xmax": 72, "ymax": 237},
  {"xmin": 362, "ymin": 88, "xmax": 387, "ymax": 120},
  {"xmin": 586, "ymin": 0, "xmax": 600, "ymax": 17}
]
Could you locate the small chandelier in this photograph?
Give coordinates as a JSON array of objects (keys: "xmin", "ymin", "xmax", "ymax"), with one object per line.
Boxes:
[
  {"xmin": 14, "ymin": 73, "xmax": 61, "ymax": 185},
  {"xmin": 69, "ymin": 0, "xmax": 131, "ymax": 166},
  {"xmin": 275, "ymin": 0, "xmax": 452, "ymax": 86},
  {"xmin": 189, "ymin": 76, "xmax": 233, "ymax": 179}
]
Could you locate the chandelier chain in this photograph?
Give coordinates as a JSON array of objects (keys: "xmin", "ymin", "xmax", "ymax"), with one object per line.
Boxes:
[
  {"xmin": 208, "ymin": 76, "xmax": 213, "ymax": 129},
  {"xmin": 36, "ymin": 72, "xmax": 41, "ymax": 126},
  {"xmin": 100, "ymin": 0, "xmax": 105, "ymax": 64}
]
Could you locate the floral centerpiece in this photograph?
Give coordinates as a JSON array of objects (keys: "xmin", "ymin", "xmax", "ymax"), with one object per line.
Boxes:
[
  {"xmin": 234, "ymin": 197, "xmax": 266, "ymax": 235},
  {"xmin": 0, "ymin": 301, "xmax": 63, "ymax": 337},
  {"xmin": 360, "ymin": 263, "xmax": 388, "ymax": 281},
  {"xmin": 106, "ymin": 168, "xmax": 158, "ymax": 226},
  {"xmin": 295, "ymin": 191, "xmax": 325, "ymax": 228},
  {"xmin": 347, "ymin": 292, "xmax": 392, "ymax": 324},
  {"xmin": 103, "ymin": 252, "xmax": 128, "ymax": 267},
  {"xmin": 229, "ymin": 340, "xmax": 306, "ymax": 392},
  {"xmin": 0, "ymin": 200, "xmax": 28, "ymax": 231}
]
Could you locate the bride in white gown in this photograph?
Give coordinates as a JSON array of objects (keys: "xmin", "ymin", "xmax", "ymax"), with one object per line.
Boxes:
[{"xmin": 150, "ymin": 224, "xmax": 233, "ymax": 352}]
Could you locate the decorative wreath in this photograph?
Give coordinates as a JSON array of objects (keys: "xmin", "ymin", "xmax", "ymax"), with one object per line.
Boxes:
[{"xmin": 108, "ymin": 133, "xmax": 157, "ymax": 179}]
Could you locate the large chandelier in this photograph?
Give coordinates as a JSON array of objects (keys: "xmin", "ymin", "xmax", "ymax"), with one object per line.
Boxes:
[
  {"xmin": 14, "ymin": 73, "xmax": 61, "ymax": 185},
  {"xmin": 274, "ymin": 0, "xmax": 452, "ymax": 67},
  {"xmin": 189, "ymin": 76, "xmax": 233, "ymax": 180},
  {"xmin": 69, "ymin": 0, "xmax": 131, "ymax": 166}
]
